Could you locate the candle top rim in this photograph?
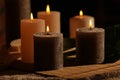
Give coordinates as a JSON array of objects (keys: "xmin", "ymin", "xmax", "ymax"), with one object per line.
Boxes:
[
  {"xmin": 34, "ymin": 32, "xmax": 63, "ymax": 37},
  {"xmin": 76, "ymin": 27, "xmax": 104, "ymax": 33},
  {"xmin": 21, "ymin": 19, "xmax": 45, "ymax": 23},
  {"xmin": 37, "ymin": 11, "xmax": 60, "ymax": 14},
  {"xmin": 21, "ymin": 18, "xmax": 44, "ymax": 21},
  {"xmin": 72, "ymin": 15, "xmax": 94, "ymax": 19}
]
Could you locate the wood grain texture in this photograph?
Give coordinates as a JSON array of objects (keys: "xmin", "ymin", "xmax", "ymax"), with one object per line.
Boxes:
[{"xmin": 38, "ymin": 60, "xmax": 120, "ymax": 79}]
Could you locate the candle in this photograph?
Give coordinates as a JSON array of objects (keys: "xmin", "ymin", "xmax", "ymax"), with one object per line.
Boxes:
[
  {"xmin": 5, "ymin": 0, "xmax": 31, "ymax": 46},
  {"xmin": 37, "ymin": 4, "xmax": 61, "ymax": 33},
  {"xmin": 34, "ymin": 26, "xmax": 63, "ymax": 71},
  {"xmin": 76, "ymin": 20, "xmax": 104, "ymax": 65},
  {"xmin": 21, "ymin": 13, "xmax": 45, "ymax": 63},
  {"xmin": 70, "ymin": 10, "xmax": 95, "ymax": 38}
]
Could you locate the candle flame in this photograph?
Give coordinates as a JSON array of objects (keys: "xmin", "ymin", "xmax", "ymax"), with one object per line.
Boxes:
[
  {"xmin": 46, "ymin": 4, "xmax": 50, "ymax": 14},
  {"xmin": 30, "ymin": 12, "xmax": 34, "ymax": 20},
  {"xmin": 89, "ymin": 20, "xmax": 94, "ymax": 29},
  {"xmin": 46, "ymin": 25, "xmax": 50, "ymax": 33},
  {"xmin": 79, "ymin": 10, "xmax": 83, "ymax": 16}
]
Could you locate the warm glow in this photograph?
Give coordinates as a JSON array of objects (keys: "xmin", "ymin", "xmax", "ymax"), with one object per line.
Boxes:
[
  {"xmin": 89, "ymin": 20, "xmax": 94, "ymax": 29},
  {"xmin": 46, "ymin": 25, "xmax": 50, "ymax": 33},
  {"xmin": 46, "ymin": 4, "xmax": 50, "ymax": 14},
  {"xmin": 30, "ymin": 12, "xmax": 34, "ymax": 20},
  {"xmin": 79, "ymin": 10, "xmax": 83, "ymax": 16}
]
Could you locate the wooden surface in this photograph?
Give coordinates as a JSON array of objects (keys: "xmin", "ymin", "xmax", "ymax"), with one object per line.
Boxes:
[
  {"xmin": 1, "ymin": 49, "xmax": 120, "ymax": 80},
  {"xmin": 38, "ymin": 60, "xmax": 120, "ymax": 79}
]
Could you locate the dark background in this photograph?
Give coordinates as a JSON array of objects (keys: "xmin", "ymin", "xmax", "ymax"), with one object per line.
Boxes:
[
  {"xmin": 30, "ymin": 0, "xmax": 120, "ymax": 63},
  {"xmin": 31, "ymin": 0, "xmax": 120, "ymax": 37},
  {"xmin": 5, "ymin": 0, "xmax": 120, "ymax": 47}
]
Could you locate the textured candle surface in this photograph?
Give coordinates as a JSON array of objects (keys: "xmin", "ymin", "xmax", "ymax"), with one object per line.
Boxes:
[
  {"xmin": 76, "ymin": 28, "xmax": 104, "ymax": 65},
  {"xmin": 5, "ymin": 0, "xmax": 31, "ymax": 46},
  {"xmin": 70, "ymin": 15, "xmax": 95, "ymax": 38},
  {"xmin": 34, "ymin": 32, "xmax": 63, "ymax": 71},
  {"xmin": 21, "ymin": 19, "xmax": 45, "ymax": 63},
  {"xmin": 37, "ymin": 11, "xmax": 61, "ymax": 33}
]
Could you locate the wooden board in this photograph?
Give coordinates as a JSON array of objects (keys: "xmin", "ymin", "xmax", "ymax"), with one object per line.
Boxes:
[{"xmin": 38, "ymin": 60, "xmax": 120, "ymax": 79}]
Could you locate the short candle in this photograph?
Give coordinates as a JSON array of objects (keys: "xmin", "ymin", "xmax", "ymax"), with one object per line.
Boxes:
[
  {"xmin": 34, "ymin": 26, "xmax": 63, "ymax": 71},
  {"xmin": 76, "ymin": 20, "xmax": 105, "ymax": 65},
  {"xmin": 70, "ymin": 10, "xmax": 95, "ymax": 38}
]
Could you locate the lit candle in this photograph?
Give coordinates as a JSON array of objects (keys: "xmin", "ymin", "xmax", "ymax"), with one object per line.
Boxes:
[
  {"xmin": 37, "ymin": 4, "xmax": 61, "ymax": 33},
  {"xmin": 21, "ymin": 13, "xmax": 45, "ymax": 63},
  {"xmin": 34, "ymin": 26, "xmax": 63, "ymax": 71},
  {"xmin": 70, "ymin": 10, "xmax": 95, "ymax": 38},
  {"xmin": 76, "ymin": 20, "xmax": 104, "ymax": 65}
]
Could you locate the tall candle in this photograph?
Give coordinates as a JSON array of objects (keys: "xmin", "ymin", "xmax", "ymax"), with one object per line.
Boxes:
[
  {"xmin": 21, "ymin": 13, "xmax": 45, "ymax": 63},
  {"xmin": 5, "ymin": 0, "xmax": 31, "ymax": 46},
  {"xmin": 76, "ymin": 20, "xmax": 104, "ymax": 65},
  {"xmin": 37, "ymin": 4, "xmax": 60, "ymax": 33},
  {"xmin": 70, "ymin": 10, "xmax": 95, "ymax": 38},
  {"xmin": 34, "ymin": 26, "xmax": 63, "ymax": 71}
]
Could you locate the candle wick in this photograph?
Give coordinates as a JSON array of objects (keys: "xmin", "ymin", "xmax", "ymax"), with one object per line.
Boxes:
[
  {"xmin": 89, "ymin": 27, "xmax": 94, "ymax": 30},
  {"xmin": 44, "ymin": 29, "xmax": 50, "ymax": 35},
  {"xmin": 45, "ymin": 30, "xmax": 50, "ymax": 35}
]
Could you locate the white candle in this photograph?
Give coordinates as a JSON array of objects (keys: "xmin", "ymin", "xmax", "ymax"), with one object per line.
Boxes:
[
  {"xmin": 76, "ymin": 20, "xmax": 104, "ymax": 65},
  {"xmin": 21, "ymin": 13, "xmax": 45, "ymax": 63},
  {"xmin": 70, "ymin": 10, "xmax": 95, "ymax": 38},
  {"xmin": 37, "ymin": 4, "xmax": 61, "ymax": 33}
]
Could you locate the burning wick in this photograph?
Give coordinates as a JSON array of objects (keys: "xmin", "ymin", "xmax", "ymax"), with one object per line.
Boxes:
[
  {"xmin": 89, "ymin": 20, "xmax": 94, "ymax": 30},
  {"xmin": 46, "ymin": 4, "xmax": 50, "ymax": 14},
  {"xmin": 79, "ymin": 10, "xmax": 83, "ymax": 17},
  {"xmin": 30, "ymin": 12, "xmax": 34, "ymax": 20},
  {"xmin": 46, "ymin": 25, "xmax": 50, "ymax": 35}
]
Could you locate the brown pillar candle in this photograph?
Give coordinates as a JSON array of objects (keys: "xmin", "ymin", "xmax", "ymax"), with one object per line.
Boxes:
[
  {"xmin": 5, "ymin": 0, "xmax": 30, "ymax": 46},
  {"xmin": 76, "ymin": 26, "xmax": 105, "ymax": 65},
  {"xmin": 34, "ymin": 31, "xmax": 63, "ymax": 71}
]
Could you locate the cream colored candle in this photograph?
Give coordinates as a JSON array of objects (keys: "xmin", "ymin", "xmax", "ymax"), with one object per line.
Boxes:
[
  {"xmin": 70, "ymin": 10, "xmax": 95, "ymax": 38},
  {"xmin": 37, "ymin": 4, "xmax": 60, "ymax": 33},
  {"xmin": 21, "ymin": 13, "xmax": 45, "ymax": 63}
]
